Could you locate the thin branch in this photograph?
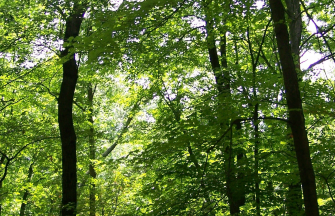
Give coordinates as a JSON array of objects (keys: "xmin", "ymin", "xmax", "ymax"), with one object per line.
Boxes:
[
  {"xmin": 206, "ymin": 116, "xmax": 289, "ymax": 153},
  {"xmin": 317, "ymin": 173, "xmax": 335, "ymax": 204},
  {"xmin": 0, "ymin": 159, "xmax": 10, "ymax": 184},
  {"xmin": 300, "ymin": 23, "xmax": 335, "ymax": 49},
  {"xmin": 73, "ymin": 100, "xmax": 85, "ymax": 111},
  {"xmin": 307, "ymin": 53, "xmax": 335, "ymax": 70},
  {"xmin": 260, "ymin": 116, "xmax": 288, "ymax": 122},
  {"xmin": 255, "ymin": 18, "xmax": 272, "ymax": 68},
  {"xmin": 0, "ymin": 136, "xmax": 59, "ymax": 184},
  {"xmin": 11, "ymin": 136, "xmax": 60, "ymax": 161},
  {"xmin": 37, "ymin": 82, "xmax": 59, "ymax": 100},
  {"xmin": 0, "ymin": 37, "xmax": 23, "ymax": 53},
  {"xmin": 102, "ymin": 100, "xmax": 142, "ymax": 157},
  {"xmin": 1, "ymin": 57, "xmax": 56, "ymax": 89},
  {"xmin": 144, "ymin": 0, "xmax": 188, "ymax": 37},
  {"xmin": 206, "ymin": 118, "xmax": 247, "ymax": 153},
  {"xmin": 0, "ymin": 98, "xmax": 25, "ymax": 112},
  {"xmin": 187, "ymin": 142, "xmax": 200, "ymax": 171},
  {"xmin": 301, "ymin": 0, "xmax": 335, "ymax": 64}
]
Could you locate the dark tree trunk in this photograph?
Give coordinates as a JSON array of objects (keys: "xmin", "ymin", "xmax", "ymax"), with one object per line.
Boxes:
[
  {"xmin": 286, "ymin": 126, "xmax": 304, "ymax": 215},
  {"xmin": 58, "ymin": 3, "xmax": 86, "ymax": 215},
  {"xmin": 20, "ymin": 163, "xmax": 33, "ymax": 216},
  {"xmin": 269, "ymin": 0, "xmax": 319, "ymax": 215},
  {"xmin": 283, "ymin": 0, "xmax": 304, "ymax": 214}
]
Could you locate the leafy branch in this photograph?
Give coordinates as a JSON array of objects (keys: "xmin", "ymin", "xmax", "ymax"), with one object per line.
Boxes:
[{"xmin": 0, "ymin": 136, "xmax": 59, "ymax": 184}]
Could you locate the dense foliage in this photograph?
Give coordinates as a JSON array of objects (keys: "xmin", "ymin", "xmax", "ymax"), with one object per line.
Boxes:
[{"xmin": 0, "ymin": 0, "xmax": 335, "ymax": 215}]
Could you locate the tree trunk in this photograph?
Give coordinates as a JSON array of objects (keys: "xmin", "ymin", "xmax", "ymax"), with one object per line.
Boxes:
[
  {"xmin": 204, "ymin": 3, "xmax": 244, "ymax": 213},
  {"xmin": 88, "ymin": 84, "xmax": 96, "ymax": 216},
  {"xmin": 283, "ymin": 0, "xmax": 304, "ymax": 214},
  {"xmin": 20, "ymin": 163, "xmax": 33, "ymax": 216},
  {"xmin": 253, "ymin": 104, "xmax": 260, "ymax": 216},
  {"xmin": 269, "ymin": 0, "xmax": 319, "ymax": 215},
  {"xmin": 58, "ymin": 3, "xmax": 86, "ymax": 215},
  {"xmin": 284, "ymin": 0, "xmax": 302, "ymax": 69},
  {"xmin": 0, "ymin": 155, "xmax": 4, "ymax": 216},
  {"xmin": 204, "ymin": 6, "xmax": 225, "ymax": 93}
]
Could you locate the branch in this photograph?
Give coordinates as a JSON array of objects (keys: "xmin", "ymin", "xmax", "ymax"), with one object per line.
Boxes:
[
  {"xmin": 187, "ymin": 142, "xmax": 200, "ymax": 171},
  {"xmin": 255, "ymin": 18, "xmax": 272, "ymax": 68},
  {"xmin": 0, "ymin": 158, "xmax": 10, "ymax": 184},
  {"xmin": 0, "ymin": 37, "xmax": 22, "ymax": 53},
  {"xmin": 144, "ymin": 0, "xmax": 187, "ymax": 37},
  {"xmin": 1, "ymin": 57, "xmax": 56, "ymax": 89},
  {"xmin": 0, "ymin": 98, "xmax": 25, "ymax": 112},
  {"xmin": 317, "ymin": 173, "xmax": 335, "ymax": 204},
  {"xmin": 102, "ymin": 100, "xmax": 142, "ymax": 157},
  {"xmin": 206, "ymin": 116, "xmax": 289, "ymax": 152},
  {"xmin": 0, "ymin": 137, "xmax": 59, "ymax": 184},
  {"xmin": 300, "ymin": 23, "xmax": 335, "ymax": 49},
  {"xmin": 301, "ymin": 0, "xmax": 335, "ymax": 64},
  {"xmin": 11, "ymin": 137, "xmax": 60, "ymax": 161},
  {"xmin": 307, "ymin": 53, "xmax": 335, "ymax": 70},
  {"xmin": 206, "ymin": 118, "xmax": 249, "ymax": 153},
  {"xmin": 73, "ymin": 100, "xmax": 85, "ymax": 111},
  {"xmin": 37, "ymin": 82, "xmax": 59, "ymax": 100},
  {"xmin": 78, "ymin": 96, "xmax": 150, "ymax": 197},
  {"xmin": 260, "ymin": 116, "xmax": 288, "ymax": 122}
]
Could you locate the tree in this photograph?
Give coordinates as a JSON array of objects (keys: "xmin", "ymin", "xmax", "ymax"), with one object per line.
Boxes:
[{"xmin": 269, "ymin": 0, "xmax": 319, "ymax": 215}]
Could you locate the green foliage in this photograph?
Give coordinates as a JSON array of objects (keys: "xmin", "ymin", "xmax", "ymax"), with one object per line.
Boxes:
[{"xmin": 0, "ymin": 0, "xmax": 335, "ymax": 215}]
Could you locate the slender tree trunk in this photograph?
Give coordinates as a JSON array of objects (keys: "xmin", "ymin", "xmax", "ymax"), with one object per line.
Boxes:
[
  {"xmin": 204, "ymin": 3, "xmax": 244, "ymax": 213},
  {"xmin": 234, "ymin": 39, "xmax": 246, "ymax": 210},
  {"xmin": 0, "ymin": 155, "xmax": 4, "ymax": 216},
  {"xmin": 269, "ymin": 0, "xmax": 319, "ymax": 215},
  {"xmin": 248, "ymin": 22, "xmax": 261, "ymax": 215},
  {"xmin": 204, "ymin": 6, "xmax": 225, "ymax": 93},
  {"xmin": 219, "ymin": 29, "xmax": 241, "ymax": 216},
  {"xmin": 219, "ymin": 31, "xmax": 230, "ymax": 92},
  {"xmin": 88, "ymin": 84, "xmax": 96, "ymax": 216},
  {"xmin": 20, "ymin": 163, "xmax": 33, "ymax": 216},
  {"xmin": 58, "ymin": 3, "xmax": 86, "ymax": 215},
  {"xmin": 253, "ymin": 104, "xmax": 260, "ymax": 216}
]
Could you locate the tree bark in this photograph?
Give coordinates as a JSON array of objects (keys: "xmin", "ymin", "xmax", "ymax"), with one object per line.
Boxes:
[
  {"xmin": 284, "ymin": 0, "xmax": 304, "ymax": 214},
  {"xmin": 284, "ymin": 0, "xmax": 302, "ymax": 69},
  {"xmin": 58, "ymin": 3, "xmax": 86, "ymax": 215},
  {"xmin": 269, "ymin": 0, "xmax": 319, "ymax": 215}
]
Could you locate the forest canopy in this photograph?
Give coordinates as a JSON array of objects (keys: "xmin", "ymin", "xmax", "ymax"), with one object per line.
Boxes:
[{"xmin": 0, "ymin": 0, "xmax": 335, "ymax": 215}]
